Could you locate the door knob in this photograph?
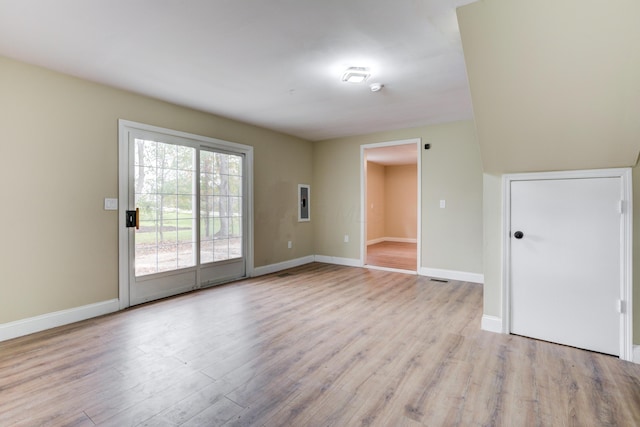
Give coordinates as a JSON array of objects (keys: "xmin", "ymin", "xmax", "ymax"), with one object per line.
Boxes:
[{"xmin": 514, "ymin": 231, "xmax": 524, "ymax": 239}]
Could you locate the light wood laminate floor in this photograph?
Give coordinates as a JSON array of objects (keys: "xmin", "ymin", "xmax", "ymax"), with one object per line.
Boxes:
[
  {"xmin": 366, "ymin": 241, "xmax": 417, "ymax": 271},
  {"xmin": 1, "ymin": 263, "xmax": 639, "ymax": 426}
]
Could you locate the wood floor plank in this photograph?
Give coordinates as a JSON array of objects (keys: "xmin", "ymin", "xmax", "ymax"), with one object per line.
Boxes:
[{"xmin": 1, "ymin": 263, "xmax": 639, "ymax": 426}]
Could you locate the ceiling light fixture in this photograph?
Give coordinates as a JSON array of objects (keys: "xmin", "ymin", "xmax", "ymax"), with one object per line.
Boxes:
[{"xmin": 341, "ymin": 67, "xmax": 370, "ymax": 83}]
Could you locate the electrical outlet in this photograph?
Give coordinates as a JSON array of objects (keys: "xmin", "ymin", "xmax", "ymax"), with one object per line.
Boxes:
[
  {"xmin": 439, "ymin": 199, "xmax": 446, "ymax": 209},
  {"xmin": 287, "ymin": 241, "xmax": 292, "ymax": 249},
  {"xmin": 344, "ymin": 234, "xmax": 349, "ymax": 243}
]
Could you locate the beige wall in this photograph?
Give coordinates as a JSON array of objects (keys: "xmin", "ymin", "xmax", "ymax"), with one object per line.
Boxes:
[
  {"xmin": 366, "ymin": 162, "xmax": 417, "ymax": 242},
  {"xmin": 314, "ymin": 120, "xmax": 483, "ymax": 274},
  {"xmin": 482, "ymin": 174, "xmax": 503, "ymax": 318},
  {"xmin": 458, "ymin": 0, "xmax": 640, "ymax": 342},
  {"xmin": 458, "ymin": 0, "xmax": 640, "ymax": 175},
  {"xmin": 385, "ymin": 164, "xmax": 417, "ymax": 239},
  {"xmin": 366, "ymin": 162, "xmax": 385, "ymax": 242},
  {"xmin": 0, "ymin": 56, "xmax": 313, "ymax": 324}
]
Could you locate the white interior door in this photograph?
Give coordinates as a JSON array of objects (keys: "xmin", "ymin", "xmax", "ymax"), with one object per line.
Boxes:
[{"xmin": 510, "ymin": 177, "xmax": 622, "ymax": 356}]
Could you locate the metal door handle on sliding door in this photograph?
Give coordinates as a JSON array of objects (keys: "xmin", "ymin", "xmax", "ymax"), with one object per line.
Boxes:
[{"xmin": 126, "ymin": 208, "xmax": 140, "ymax": 230}]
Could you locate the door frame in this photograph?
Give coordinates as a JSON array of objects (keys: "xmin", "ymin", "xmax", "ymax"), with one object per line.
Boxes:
[
  {"xmin": 502, "ymin": 168, "xmax": 633, "ymax": 361},
  {"xmin": 117, "ymin": 120, "xmax": 254, "ymax": 309},
  {"xmin": 360, "ymin": 138, "xmax": 422, "ymax": 272}
]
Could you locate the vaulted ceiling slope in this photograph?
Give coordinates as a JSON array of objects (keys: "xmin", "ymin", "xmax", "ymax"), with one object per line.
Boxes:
[
  {"xmin": 0, "ymin": 0, "xmax": 477, "ymax": 141},
  {"xmin": 458, "ymin": 0, "xmax": 640, "ymax": 174}
]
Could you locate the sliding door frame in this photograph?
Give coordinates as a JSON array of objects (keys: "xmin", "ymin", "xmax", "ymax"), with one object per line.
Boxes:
[{"xmin": 117, "ymin": 120, "xmax": 254, "ymax": 309}]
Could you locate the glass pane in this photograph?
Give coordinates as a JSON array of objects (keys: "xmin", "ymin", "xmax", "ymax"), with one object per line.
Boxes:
[
  {"xmin": 230, "ymin": 197, "xmax": 241, "ymax": 217},
  {"xmin": 135, "ymin": 140, "xmax": 156, "ymax": 166},
  {"xmin": 177, "ymin": 145, "xmax": 195, "ymax": 170},
  {"xmin": 178, "ymin": 224, "xmax": 193, "ymax": 243},
  {"xmin": 200, "ymin": 215, "xmax": 214, "ymax": 240},
  {"xmin": 200, "ymin": 173, "xmax": 214, "ymax": 195},
  {"xmin": 229, "ymin": 155, "xmax": 242, "ymax": 175},
  {"xmin": 200, "ymin": 151, "xmax": 243, "ymax": 264},
  {"xmin": 134, "ymin": 138, "xmax": 196, "ymax": 276},
  {"xmin": 159, "ymin": 169, "xmax": 177, "ymax": 194},
  {"xmin": 157, "ymin": 244, "xmax": 178, "ymax": 273},
  {"xmin": 230, "ymin": 217, "xmax": 242, "ymax": 238},
  {"xmin": 177, "ymin": 170, "xmax": 195, "ymax": 195},
  {"xmin": 177, "ymin": 243, "xmax": 195, "ymax": 268},
  {"xmin": 158, "ymin": 223, "xmax": 178, "ymax": 245},
  {"xmin": 136, "ymin": 193, "xmax": 158, "ymax": 221},
  {"xmin": 214, "ymin": 238, "xmax": 229, "ymax": 262},
  {"xmin": 229, "ymin": 176, "xmax": 241, "ymax": 196},
  {"xmin": 230, "ymin": 236, "xmax": 242, "ymax": 259},
  {"xmin": 135, "ymin": 166, "xmax": 157, "ymax": 194},
  {"xmin": 135, "ymin": 244, "xmax": 158, "ymax": 276},
  {"xmin": 200, "ymin": 240, "xmax": 213, "ymax": 264},
  {"xmin": 157, "ymin": 143, "xmax": 177, "ymax": 169},
  {"xmin": 213, "ymin": 196, "xmax": 228, "ymax": 220},
  {"xmin": 200, "ymin": 151, "xmax": 214, "ymax": 174},
  {"xmin": 161, "ymin": 195, "xmax": 178, "ymax": 221}
]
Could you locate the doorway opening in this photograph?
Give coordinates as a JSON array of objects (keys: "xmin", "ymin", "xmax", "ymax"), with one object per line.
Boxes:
[{"xmin": 361, "ymin": 139, "xmax": 421, "ymax": 273}]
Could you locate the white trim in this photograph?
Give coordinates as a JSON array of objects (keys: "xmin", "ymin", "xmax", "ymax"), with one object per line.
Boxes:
[
  {"xmin": 419, "ymin": 267, "xmax": 484, "ymax": 284},
  {"xmin": 367, "ymin": 237, "xmax": 386, "ymax": 245},
  {"xmin": 621, "ymin": 169, "xmax": 634, "ymax": 361},
  {"xmin": 252, "ymin": 256, "xmax": 315, "ymax": 277},
  {"xmin": 314, "ymin": 255, "xmax": 362, "ymax": 267},
  {"xmin": 481, "ymin": 315, "xmax": 504, "ymax": 334},
  {"xmin": 366, "ymin": 265, "xmax": 417, "ymax": 275},
  {"xmin": 367, "ymin": 237, "xmax": 418, "ymax": 245},
  {"xmin": 0, "ymin": 299, "xmax": 119, "ymax": 342},
  {"xmin": 633, "ymin": 346, "xmax": 640, "ymax": 364},
  {"xmin": 118, "ymin": 122, "xmax": 130, "ymax": 309},
  {"xmin": 360, "ymin": 138, "xmax": 422, "ymax": 271},
  {"xmin": 502, "ymin": 168, "xmax": 633, "ymax": 361}
]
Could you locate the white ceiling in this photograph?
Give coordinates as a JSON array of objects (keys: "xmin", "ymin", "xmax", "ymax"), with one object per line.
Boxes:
[{"xmin": 0, "ymin": 0, "xmax": 476, "ymax": 141}]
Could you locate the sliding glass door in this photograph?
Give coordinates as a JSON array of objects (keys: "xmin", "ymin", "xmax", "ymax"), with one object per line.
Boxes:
[{"xmin": 120, "ymin": 122, "xmax": 251, "ymax": 306}]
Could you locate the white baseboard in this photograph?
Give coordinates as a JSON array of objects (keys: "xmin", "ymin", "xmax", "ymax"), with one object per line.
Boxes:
[
  {"xmin": 481, "ymin": 315, "xmax": 504, "ymax": 333},
  {"xmin": 367, "ymin": 237, "xmax": 386, "ymax": 245},
  {"xmin": 634, "ymin": 346, "xmax": 640, "ymax": 364},
  {"xmin": 419, "ymin": 267, "xmax": 484, "ymax": 284},
  {"xmin": 0, "ymin": 299, "xmax": 120, "ymax": 343},
  {"xmin": 367, "ymin": 237, "xmax": 417, "ymax": 245},
  {"xmin": 314, "ymin": 255, "xmax": 362, "ymax": 268},
  {"xmin": 365, "ymin": 264, "xmax": 417, "ymax": 275},
  {"xmin": 252, "ymin": 255, "xmax": 315, "ymax": 277},
  {"xmin": 385, "ymin": 237, "xmax": 417, "ymax": 244}
]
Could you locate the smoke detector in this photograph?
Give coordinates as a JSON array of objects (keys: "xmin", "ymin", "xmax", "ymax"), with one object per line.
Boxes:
[{"xmin": 369, "ymin": 82, "xmax": 384, "ymax": 92}]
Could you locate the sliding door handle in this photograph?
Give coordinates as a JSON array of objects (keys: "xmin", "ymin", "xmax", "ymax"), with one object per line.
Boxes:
[{"xmin": 126, "ymin": 208, "xmax": 140, "ymax": 230}]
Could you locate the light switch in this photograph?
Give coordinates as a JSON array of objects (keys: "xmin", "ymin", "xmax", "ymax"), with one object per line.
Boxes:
[
  {"xmin": 104, "ymin": 198, "xmax": 118, "ymax": 211},
  {"xmin": 439, "ymin": 200, "xmax": 446, "ymax": 209}
]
